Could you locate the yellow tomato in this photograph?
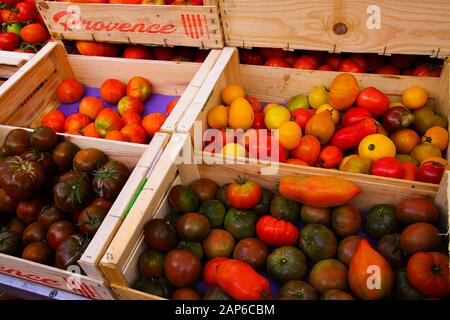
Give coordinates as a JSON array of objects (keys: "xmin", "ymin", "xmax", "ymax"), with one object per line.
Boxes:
[
  {"xmin": 402, "ymin": 86, "xmax": 428, "ymax": 110},
  {"xmin": 207, "ymin": 105, "xmax": 228, "ymax": 129},
  {"xmin": 309, "ymin": 85, "xmax": 329, "ymax": 109},
  {"xmin": 263, "ymin": 103, "xmax": 281, "ymax": 115},
  {"xmin": 389, "ymin": 101, "xmax": 405, "ymax": 108},
  {"xmin": 410, "ymin": 143, "xmax": 441, "ymax": 163},
  {"xmin": 316, "ymin": 104, "xmax": 340, "ymax": 124},
  {"xmin": 358, "ymin": 134, "xmax": 396, "ymax": 162},
  {"xmin": 228, "ymin": 97, "xmax": 254, "ymax": 130},
  {"xmin": 221, "ymin": 84, "xmax": 245, "ymax": 105},
  {"xmin": 221, "ymin": 143, "xmax": 247, "ymax": 158},
  {"xmin": 278, "ymin": 121, "xmax": 302, "ymax": 150},
  {"xmin": 421, "ymin": 126, "xmax": 449, "ymax": 151},
  {"xmin": 264, "ymin": 106, "xmax": 291, "ymax": 129}
]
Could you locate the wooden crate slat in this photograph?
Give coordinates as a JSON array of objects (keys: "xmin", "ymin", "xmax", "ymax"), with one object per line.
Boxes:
[
  {"xmin": 37, "ymin": 1, "xmax": 224, "ymax": 48},
  {"xmin": 219, "ymin": 0, "xmax": 450, "ymax": 57}
]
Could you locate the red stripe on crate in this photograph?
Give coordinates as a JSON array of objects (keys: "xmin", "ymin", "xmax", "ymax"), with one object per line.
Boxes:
[
  {"xmin": 181, "ymin": 14, "xmax": 189, "ymax": 37},
  {"xmin": 203, "ymin": 15, "xmax": 210, "ymax": 39},
  {"xmin": 197, "ymin": 14, "xmax": 204, "ymax": 37},
  {"xmin": 192, "ymin": 14, "xmax": 200, "ymax": 39},
  {"xmin": 186, "ymin": 14, "xmax": 194, "ymax": 39}
]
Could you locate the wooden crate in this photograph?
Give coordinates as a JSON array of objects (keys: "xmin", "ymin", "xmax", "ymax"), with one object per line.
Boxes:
[
  {"xmin": 0, "ymin": 51, "xmax": 33, "ymax": 87},
  {"xmin": 176, "ymin": 47, "xmax": 450, "ymax": 194},
  {"xmin": 99, "ymin": 133, "xmax": 449, "ymax": 300},
  {"xmin": 0, "ymin": 41, "xmax": 221, "ymax": 135},
  {"xmin": 0, "ymin": 125, "xmax": 170, "ymax": 299},
  {"xmin": 219, "ymin": 0, "xmax": 450, "ymax": 57},
  {"xmin": 36, "ymin": 0, "xmax": 223, "ymax": 48}
]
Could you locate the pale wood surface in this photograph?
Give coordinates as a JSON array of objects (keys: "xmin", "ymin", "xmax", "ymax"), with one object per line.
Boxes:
[
  {"xmin": 219, "ymin": 0, "xmax": 450, "ymax": 57},
  {"xmin": 37, "ymin": 1, "xmax": 223, "ymax": 48}
]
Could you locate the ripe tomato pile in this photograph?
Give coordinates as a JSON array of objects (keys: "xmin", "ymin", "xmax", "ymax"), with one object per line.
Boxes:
[
  {"xmin": 240, "ymin": 48, "xmax": 443, "ymax": 77},
  {"xmin": 41, "ymin": 77, "xmax": 179, "ymax": 144},
  {"xmin": 68, "ymin": 40, "xmax": 211, "ymax": 62},
  {"xmin": 135, "ymin": 176, "xmax": 450, "ymax": 300},
  {"xmin": 0, "ymin": 0, "xmax": 49, "ymax": 52},
  {"xmin": 0, "ymin": 126, "xmax": 130, "ymax": 270},
  {"xmin": 205, "ymin": 73, "xmax": 449, "ymax": 184}
]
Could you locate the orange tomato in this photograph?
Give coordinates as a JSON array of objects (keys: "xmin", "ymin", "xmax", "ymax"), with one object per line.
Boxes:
[
  {"xmin": 56, "ymin": 79, "xmax": 84, "ymax": 104},
  {"xmin": 329, "ymin": 73, "xmax": 359, "ymax": 111},
  {"xmin": 390, "ymin": 129, "xmax": 420, "ymax": 154},
  {"xmin": 142, "ymin": 112, "xmax": 167, "ymax": 138},
  {"xmin": 290, "ymin": 135, "xmax": 321, "ymax": 165},
  {"xmin": 286, "ymin": 158, "xmax": 308, "ymax": 166},
  {"xmin": 318, "ymin": 146, "xmax": 343, "ymax": 168},
  {"xmin": 100, "ymin": 79, "xmax": 126, "ymax": 104},
  {"xmin": 64, "ymin": 112, "xmax": 90, "ymax": 132},
  {"xmin": 64, "ymin": 130, "xmax": 81, "ymax": 136},
  {"xmin": 221, "ymin": 84, "xmax": 245, "ymax": 105},
  {"xmin": 82, "ymin": 122, "xmax": 101, "ymax": 138},
  {"xmin": 421, "ymin": 127, "xmax": 448, "ymax": 151},
  {"xmin": 122, "ymin": 111, "xmax": 142, "ymax": 126},
  {"xmin": 246, "ymin": 96, "xmax": 262, "ymax": 112},
  {"xmin": 42, "ymin": 110, "xmax": 65, "ymax": 133},
  {"xmin": 410, "ymin": 143, "xmax": 441, "ymax": 163},
  {"xmin": 305, "ymin": 110, "xmax": 335, "ymax": 144},
  {"xmin": 228, "ymin": 98, "xmax": 254, "ymax": 130},
  {"xmin": 121, "ymin": 124, "xmax": 147, "ymax": 144},
  {"xmin": 127, "ymin": 76, "xmax": 152, "ymax": 102},
  {"xmin": 166, "ymin": 97, "xmax": 180, "ymax": 115},
  {"xmin": 278, "ymin": 121, "xmax": 302, "ymax": 150},
  {"xmin": 105, "ymin": 130, "xmax": 128, "ymax": 142},
  {"xmin": 207, "ymin": 105, "xmax": 228, "ymax": 129},
  {"xmin": 420, "ymin": 156, "xmax": 448, "ymax": 167},
  {"xmin": 117, "ymin": 96, "xmax": 144, "ymax": 116},
  {"xmin": 95, "ymin": 108, "xmax": 123, "ymax": 137},
  {"xmin": 402, "ymin": 162, "xmax": 417, "ymax": 181},
  {"xmin": 79, "ymin": 96, "xmax": 105, "ymax": 120},
  {"xmin": 402, "ymin": 86, "xmax": 428, "ymax": 110}
]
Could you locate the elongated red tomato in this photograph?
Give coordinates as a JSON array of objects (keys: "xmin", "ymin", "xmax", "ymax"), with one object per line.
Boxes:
[
  {"xmin": 256, "ymin": 215, "xmax": 298, "ymax": 246},
  {"xmin": 279, "ymin": 176, "xmax": 361, "ymax": 208},
  {"xmin": 217, "ymin": 259, "xmax": 271, "ymax": 300},
  {"xmin": 331, "ymin": 118, "xmax": 379, "ymax": 150},
  {"xmin": 227, "ymin": 178, "xmax": 261, "ymax": 209},
  {"xmin": 203, "ymin": 257, "xmax": 228, "ymax": 286}
]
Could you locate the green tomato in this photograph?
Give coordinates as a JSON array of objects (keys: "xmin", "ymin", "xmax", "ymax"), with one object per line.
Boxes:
[{"xmin": 7, "ymin": 23, "xmax": 22, "ymax": 38}]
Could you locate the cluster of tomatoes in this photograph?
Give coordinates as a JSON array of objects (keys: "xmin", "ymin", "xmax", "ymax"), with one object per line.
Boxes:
[
  {"xmin": 135, "ymin": 175, "xmax": 450, "ymax": 300},
  {"xmin": 68, "ymin": 40, "xmax": 210, "ymax": 62},
  {"xmin": 0, "ymin": 0, "xmax": 49, "ymax": 52},
  {"xmin": 240, "ymin": 48, "xmax": 443, "ymax": 77},
  {"xmin": 0, "ymin": 126, "xmax": 130, "ymax": 269},
  {"xmin": 41, "ymin": 76, "xmax": 178, "ymax": 144},
  {"xmin": 206, "ymin": 74, "xmax": 448, "ymax": 184},
  {"xmin": 59, "ymin": 0, "xmax": 202, "ymax": 4}
]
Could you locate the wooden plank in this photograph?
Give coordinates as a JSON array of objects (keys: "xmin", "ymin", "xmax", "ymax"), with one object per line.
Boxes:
[
  {"xmin": 79, "ymin": 132, "xmax": 169, "ymax": 281},
  {"xmin": 0, "ymin": 254, "xmax": 114, "ymax": 300},
  {"xmin": 37, "ymin": 1, "xmax": 223, "ymax": 48},
  {"xmin": 68, "ymin": 54, "xmax": 199, "ymax": 95},
  {"xmin": 0, "ymin": 51, "xmax": 32, "ymax": 67},
  {"xmin": 220, "ymin": 0, "xmax": 450, "ymax": 57}
]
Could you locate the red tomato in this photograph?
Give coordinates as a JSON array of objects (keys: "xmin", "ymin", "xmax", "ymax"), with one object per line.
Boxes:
[
  {"xmin": 82, "ymin": 122, "xmax": 101, "ymax": 138},
  {"xmin": 64, "ymin": 113, "xmax": 90, "ymax": 132},
  {"xmin": 365, "ymin": 53, "xmax": 385, "ymax": 72},
  {"xmin": 20, "ymin": 23, "xmax": 48, "ymax": 45},
  {"xmin": 292, "ymin": 108, "xmax": 314, "ymax": 130},
  {"xmin": 371, "ymin": 157, "xmax": 404, "ymax": 179},
  {"xmin": 2, "ymin": 0, "xmax": 21, "ymax": 6},
  {"xmin": 247, "ymin": 134, "xmax": 287, "ymax": 163},
  {"xmin": 407, "ymin": 251, "xmax": 450, "ymax": 298},
  {"xmin": 402, "ymin": 162, "xmax": 417, "ymax": 181},
  {"xmin": 123, "ymin": 45, "xmax": 153, "ymax": 59},
  {"xmin": 318, "ymin": 65, "xmax": 333, "ymax": 71},
  {"xmin": 293, "ymin": 55, "xmax": 318, "ymax": 70},
  {"xmin": 416, "ymin": 161, "xmax": 445, "ymax": 184},
  {"xmin": 56, "ymin": 79, "xmax": 84, "ymax": 104},
  {"xmin": 15, "ymin": 2, "xmax": 37, "ymax": 22},
  {"xmin": 142, "ymin": 113, "xmax": 167, "ymax": 137},
  {"xmin": 95, "ymin": 108, "xmax": 123, "ymax": 136},
  {"xmin": 165, "ymin": 97, "xmax": 180, "ymax": 115},
  {"xmin": 286, "ymin": 158, "xmax": 308, "ymax": 166},
  {"xmin": 290, "ymin": 135, "xmax": 321, "ymax": 165},
  {"xmin": 153, "ymin": 47, "xmax": 176, "ymax": 60},
  {"xmin": 1, "ymin": 10, "xmax": 18, "ymax": 23},
  {"xmin": 100, "ymin": 79, "xmax": 126, "ymax": 104},
  {"xmin": 252, "ymin": 111, "xmax": 265, "ymax": 129},
  {"xmin": 342, "ymin": 107, "xmax": 372, "ymax": 127},
  {"xmin": 122, "ymin": 111, "xmax": 142, "ymax": 126},
  {"xmin": 105, "ymin": 130, "xmax": 128, "ymax": 142},
  {"xmin": 227, "ymin": 178, "xmax": 261, "ymax": 209},
  {"xmin": 402, "ymin": 67, "xmax": 414, "ymax": 76},
  {"xmin": 256, "ymin": 215, "xmax": 299, "ymax": 246},
  {"xmin": 76, "ymin": 41, "xmax": 120, "ymax": 57},
  {"xmin": 203, "ymin": 257, "xmax": 228, "ymax": 286},
  {"xmin": 264, "ymin": 57, "xmax": 290, "ymax": 68},
  {"xmin": 0, "ymin": 32, "xmax": 20, "ymax": 51},
  {"xmin": 121, "ymin": 124, "xmax": 147, "ymax": 144},
  {"xmin": 285, "ymin": 53, "xmax": 299, "ymax": 66},
  {"xmin": 388, "ymin": 54, "xmax": 417, "ymax": 69},
  {"xmin": 348, "ymin": 54, "xmax": 368, "ymax": 72},
  {"xmin": 246, "ymin": 96, "xmax": 262, "ymax": 112},
  {"xmin": 338, "ymin": 59, "xmax": 364, "ymax": 73},
  {"xmin": 42, "ymin": 110, "xmax": 65, "ymax": 133},
  {"xmin": 374, "ymin": 65, "xmax": 401, "ymax": 75},
  {"xmin": 356, "ymin": 87, "xmax": 389, "ymax": 117},
  {"xmin": 258, "ymin": 48, "xmax": 286, "ymax": 59},
  {"xmin": 412, "ymin": 63, "xmax": 441, "ymax": 77},
  {"xmin": 318, "ymin": 146, "xmax": 343, "ymax": 168},
  {"xmin": 325, "ymin": 53, "xmax": 344, "ymax": 70},
  {"xmin": 239, "ymin": 49, "xmax": 263, "ymax": 65}
]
